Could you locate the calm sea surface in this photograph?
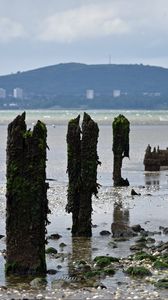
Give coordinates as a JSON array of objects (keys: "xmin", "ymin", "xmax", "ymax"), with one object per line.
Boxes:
[
  {"xmin": 0, "ymin": 110, "xmax": 168, "ymax": 298},
  {"xmin": 0, "ymin": 109, "xmax": 168, "ymax": 185}
]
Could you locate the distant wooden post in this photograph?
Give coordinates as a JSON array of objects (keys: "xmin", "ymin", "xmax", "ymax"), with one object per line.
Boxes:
[
  {"xmin": 66, "ymin": 113, "xmax": 100, "ymax": 237},
  {"xmin": 112, "ymin": 114, "xmax": 130, "ymax": 186},
  {"xmin": 6, "ymin": 112, "xmax": 49, "ymax": 275}
]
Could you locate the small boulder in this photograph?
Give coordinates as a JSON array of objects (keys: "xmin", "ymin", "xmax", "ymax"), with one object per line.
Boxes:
[
  {"xmin": 48, "ymin": 233, "xmax": 62, "ymax": 240},
  {"xmin": 130, "ymin": 244, "xmax": 146, "ymax": 251},
  {"xmin": 131, "ymin": 224, "xmax": 143, "ymax": 232},
  {"xmin": 46, "ymin": 247, "xmax": 58, "ymax": 254},
  {"xmin": 30, "ymin": 277, "xmax": 47, "ymax": 288},
  {"xmin": 59, "ymin": 242, "xmax": 67, "ymax": 248},
  {"xmin": 131, "ymin": 189, "xmax": 141, "ymax": 196},
  {"xmin": 47, "ymin": 269, "xmax": 57, "ymax": 275},
  {"xmin": 163, "ymin": 227, "xmax": 168, "ymax": 235},
  {"xmin": 100, "ymin": 230, "xmax": 111, "ymax": 236}
]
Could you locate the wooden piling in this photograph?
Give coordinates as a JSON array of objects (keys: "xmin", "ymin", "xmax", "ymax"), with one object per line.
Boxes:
[
  {"xmin": 6, "ymin": 112, "xmax": 49, "ymax": 275},
  {"xmin": 112, "ymin": 114, "xmax": 130, "ymax": 186},
  {"xmin": 66, "ymin": 113, "xmax": 100, "ymax": 237}
]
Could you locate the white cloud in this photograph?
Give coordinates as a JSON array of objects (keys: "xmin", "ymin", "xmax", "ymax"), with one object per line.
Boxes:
[
  {"xmin": 38, "ymin": 4, "xmax": 129, "ymax": 42},
  {"xmin": 0, "ymin": 17, "xmax": 25, "ymax": 42}
]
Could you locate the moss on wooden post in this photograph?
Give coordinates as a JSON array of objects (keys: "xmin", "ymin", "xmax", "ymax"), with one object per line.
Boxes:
[
  {"xmin": 66, "ymin": 113, "xmax": 100, "ymax": 237},
  {"xmin": 112, "ymin": 114, "xmax": 130, "ymax": 186},
  {"xmin": 6, "ymin": 112, "xmax": 49, "ymax": 275}
]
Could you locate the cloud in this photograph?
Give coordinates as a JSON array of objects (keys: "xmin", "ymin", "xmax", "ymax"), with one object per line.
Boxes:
[
  {"xmin": 38, "ymin": 4, "xmax": 129, "ymax": 42},
  {"xmin": 0, "ymin": 17, "xmax": 25, "ymax": 42}
]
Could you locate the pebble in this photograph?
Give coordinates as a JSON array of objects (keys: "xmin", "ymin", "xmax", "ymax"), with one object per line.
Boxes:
[
  {"xmin": 99, "ymin": 230, "xmax": 111, "ymax": 236},
  {"xmin": 36, "ymin": 294, "xmax": 43, "ymax": 299}
]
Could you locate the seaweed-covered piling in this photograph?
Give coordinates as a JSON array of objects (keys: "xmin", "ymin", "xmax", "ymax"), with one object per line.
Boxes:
[
  {"xmin": 66, "ymin": 115, "xmax": 81, "ymax": 235},
  {"xmin": 143, "ymin": 144, "xmax": 168, "ymax": 171},
  {"xmin": 66, "ymin": 113, "xmax": 100, "ymax": 237},
  {"xmin": 78, "ymin": 113, "xmax": 99, "ymax": 236},
  {"xmin": 112, "ymin": 114, "xmax": 130, "ymax": 186},
  {"xmin": 6, "ymin": 112, "xmax": 49, "ymax": 275}
]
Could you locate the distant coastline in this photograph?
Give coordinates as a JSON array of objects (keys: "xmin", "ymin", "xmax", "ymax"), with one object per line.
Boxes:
[{"xmin": 0, "ymin": 63, "xmax": 168, "ymax": 110}]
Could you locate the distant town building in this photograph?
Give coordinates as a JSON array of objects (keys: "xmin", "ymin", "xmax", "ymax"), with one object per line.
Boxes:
[
  {"xmin": 13, "ymin": 87, "xmax": 23, "ymax": 99},
  {"xmin": 113, "ymin": 90, "xmax": 121, "ymax": 98},
  {"xmin": 86, "ymin": 89, "xmax": 94, "ymax": 99},
  {"xmin": 143, "ymin": 92, "xmax": 161, "ymax": 97},
  {"xmin": 0, "ymin": 88, "xmax": 6, "ymax": 99}
]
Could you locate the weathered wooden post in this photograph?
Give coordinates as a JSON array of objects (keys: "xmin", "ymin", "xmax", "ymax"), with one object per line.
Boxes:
[
  {"xmin": 66, "ymin": 115, "xmax": 81, "ymax": 236},
  {"xmin": 143, "ymin": 144, "xmax": 160, "ymax": 171},
  {"xmin": 66, "ymin": 113, "xmax": 100, "ymax": 237},
  {"xmin": 78, "ymin": 113, "xmax": 99, "ymax": 236},
  {"xmin": 6, "ymin": 112, "xmax": 49, "ymax": 275},
  {"xmin": 112, "ymin": 114, "xmax": 130, "ymax": 186}
]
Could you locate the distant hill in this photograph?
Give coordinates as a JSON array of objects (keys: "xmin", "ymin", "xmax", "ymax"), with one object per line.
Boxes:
[{"xmin": 0, "ymin": 63, "xmax": 168, "ymax": 109}]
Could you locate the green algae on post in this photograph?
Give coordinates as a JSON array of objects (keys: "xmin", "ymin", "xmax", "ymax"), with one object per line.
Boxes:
[
  {"xmin": 112, "ymin": 114, "xmax": 130, "ymax": 186},
  {"xmin": 6, "ymin": 112, "xmax": 49, "ymax": 275}
]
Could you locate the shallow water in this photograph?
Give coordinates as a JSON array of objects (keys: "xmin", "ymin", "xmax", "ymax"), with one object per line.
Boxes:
[{"xmin": 0, "ymin": 110, "xmax": 168, "ymax": 299}]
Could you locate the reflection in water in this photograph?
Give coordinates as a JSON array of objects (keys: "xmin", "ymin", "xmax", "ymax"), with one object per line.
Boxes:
[
  {"xmin": 68, "ymin": 237, "xmax": 92, "ymax": 278},
  {"xmin": 145, "ymin": 173, "xmax": 160, "ymax": 190},
  {"xmin": 5, "ymin": 274, "xmax": 47, "ymax": 290},
  {"xmin": 113, "ymin": 201, "xmax": 129, "ymax": 226},
  {"xmin": 111, "ymin": 192, "xmax": 130, "ymax": 238}
]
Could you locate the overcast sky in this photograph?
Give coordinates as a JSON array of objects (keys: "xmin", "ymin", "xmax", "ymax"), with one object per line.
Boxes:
[{"xmin": 0, "ymin": 0, "xmax": 168, "ymax": 75}]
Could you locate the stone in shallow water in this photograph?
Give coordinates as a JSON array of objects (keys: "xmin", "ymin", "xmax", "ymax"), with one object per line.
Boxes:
[
  {"xmin": 146, "ymin": 237, "xmax": 155, "ymax": 244},
  {"xmin": 130, "ymin": 244, "xmax": 147, "ymax": 251},
  {"xmin": 48, "ymin": 233, "xmax": 62, "ymax": 240},
  {"xmin": 108, "ymin": 241, "xmax": 118, "ymax": 248},
  {"xmin": 92, "ymin": 224, "xmax": 98, "ymax": 228},
  {"xmin": 47, "ymin": 269, "xmax": 57, "ymax": 275},
  {"xmin": 99, "ymin": 230, "xmax": 111, "ymax": 236},
  {"xmin": 155, "ymin": 278, "xmax": 168, "ymax": 288},
  {"xmin": 45, "ymin": 247, "xmax": 58, "ymax": 254},
  {"xmin": 131, "ymin": 224, "xmax": 143, "ymax": 232},
  {"xmin": 131, "ymin": 189, "xmax": 141, "ymax": 196},
  {"xmin": 163, "ymin": 227, "xmax": 168, "ymax": 234},
  {"xmin": 59, "ymin": 242, "xmax": 67, "ymax": 248},
  {"xmin": 125, "ymin": 266, "xmax": 152, "ymax": 277},
  {"xmin": 30, "ymin": 277, "xmax": 47, "ymax": 288}
]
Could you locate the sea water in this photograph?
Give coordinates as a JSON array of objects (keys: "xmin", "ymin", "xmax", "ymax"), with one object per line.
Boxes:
[{"xmin": 0, "ymin": 110, "xmax": 168, "ymax": 296}]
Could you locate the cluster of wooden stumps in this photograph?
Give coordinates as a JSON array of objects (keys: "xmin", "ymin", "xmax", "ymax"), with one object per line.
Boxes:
[
  {"xmin": 6, "ymin": 112, "xmax": 130, "ymax": 276},
  {"xmin": 144, "ymin": 144, "xmax": 168, "ymax": 171}
]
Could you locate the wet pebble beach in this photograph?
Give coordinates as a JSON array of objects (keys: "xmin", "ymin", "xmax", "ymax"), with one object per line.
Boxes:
[{"xmin": 0, "ymin": 182, "xmax": 168, "ymax": 299}]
